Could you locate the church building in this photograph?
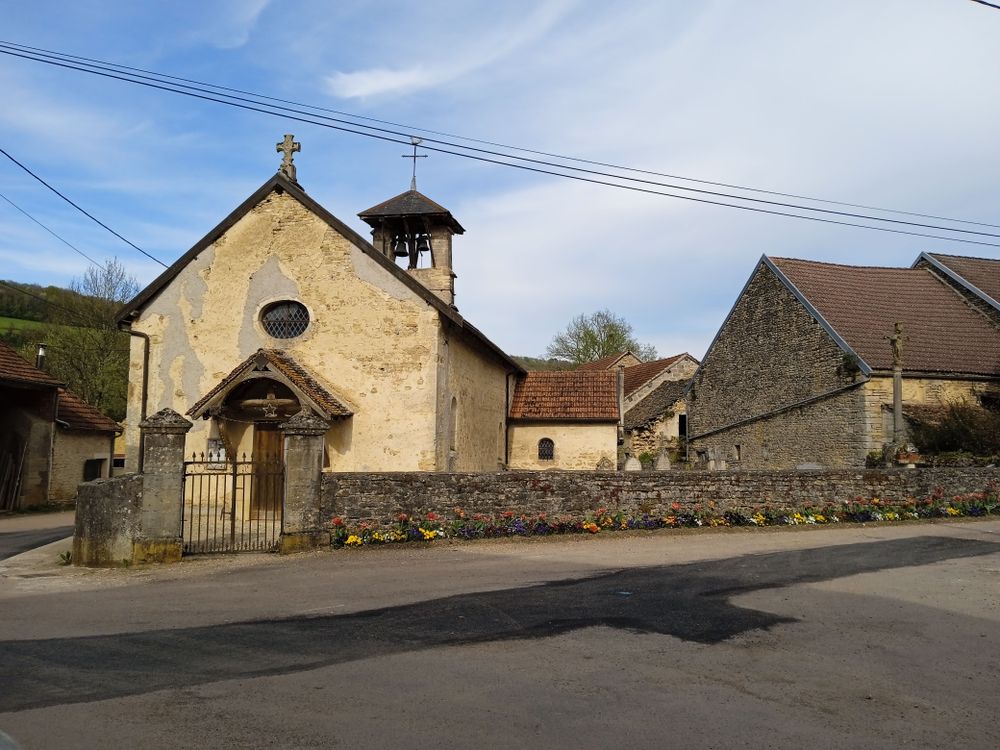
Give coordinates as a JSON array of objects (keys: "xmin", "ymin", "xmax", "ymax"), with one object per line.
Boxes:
[{"xmin": 116, "ymin": 137, "xmax": 620, "ymax": 473}]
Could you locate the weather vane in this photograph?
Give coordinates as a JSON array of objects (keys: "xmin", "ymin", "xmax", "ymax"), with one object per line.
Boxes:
[{"xmin": 402, "ymin": 136, "xmax": 428, "ymax": 190}]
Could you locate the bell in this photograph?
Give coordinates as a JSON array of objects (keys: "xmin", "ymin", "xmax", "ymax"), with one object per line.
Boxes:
[
  {"xmin": 415, "ymin": 235, "xmax": 431, "ymax": 254},
  {"xmin": 392, "ymin": 237, "xmax": 408, "ymax": 257}
]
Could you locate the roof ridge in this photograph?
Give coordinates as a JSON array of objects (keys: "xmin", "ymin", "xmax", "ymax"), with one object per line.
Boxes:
[{"xmin": 769, "ymin": 255, "xmax": 928, "ymax": 272}]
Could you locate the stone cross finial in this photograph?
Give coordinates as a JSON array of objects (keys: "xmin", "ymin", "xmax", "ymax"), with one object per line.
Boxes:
[{"xmin": 276, "ymin": 134, "xmax": 301, "ymax": 181}]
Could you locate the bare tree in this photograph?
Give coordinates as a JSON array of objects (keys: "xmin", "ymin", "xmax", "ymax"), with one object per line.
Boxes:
[
  {"xmin": 40, "ymin": 259, "xmax": 139, "ymax": 421},
  {"xmin": 545, "ymin": 309, "xmax": 657, "ymax": 364}
]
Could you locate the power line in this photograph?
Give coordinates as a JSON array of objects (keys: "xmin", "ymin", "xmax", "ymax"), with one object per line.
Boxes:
[
  {"xmin": 969, "ymin": 1, "xmax": 1000, "ymax": 10},
  {"xmin": 0, "ymin": 279, "xmax": 120, "ymax": 329},
  {"xmin": 2, "ymin": 38, "xmax": 997, "ymax": 232},
  {"xmin": 0, "ymin": 190, "xmax": 107, "ymax": 269},
  {"xmin": 0, "ymin": 146, "xmax": 168, "ymax": 268},
  {"xmin": 0, "ymin": 43, "xmax": 1000, "ymax": 245},
  {"xmin": 3, "ymin": 46, "xmax": 1000, "ymax": 250}
]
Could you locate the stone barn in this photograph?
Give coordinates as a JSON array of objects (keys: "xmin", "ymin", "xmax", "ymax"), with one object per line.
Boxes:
[{"xmin": 687, "ymin": 254, "xmax": 1000, "ymax": 469}]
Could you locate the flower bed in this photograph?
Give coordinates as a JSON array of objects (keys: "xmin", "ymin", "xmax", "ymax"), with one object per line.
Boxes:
[{"xmin": 328, "ymin": 487, "xmax": 1000, "ymax": 548}]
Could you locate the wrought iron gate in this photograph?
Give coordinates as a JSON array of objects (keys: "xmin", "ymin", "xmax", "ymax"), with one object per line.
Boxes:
[{"xmin": 182, "ymin": 453, "xmax": 284, "ymax": 553}]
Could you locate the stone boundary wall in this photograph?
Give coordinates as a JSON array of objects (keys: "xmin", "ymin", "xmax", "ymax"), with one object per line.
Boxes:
[
  {"xmin": 321, "ymin": 468, "xmax": 999, "ymax": 522},
  {"xmin": 74, "ymin": 474, "xmax": 143, "ymax": 566}
]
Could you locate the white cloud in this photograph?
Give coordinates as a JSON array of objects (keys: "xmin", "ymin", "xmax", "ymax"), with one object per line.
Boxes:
[
  {"xmin": 184, "ymin": 0, "xmax": 271, "ymax": 50},
  {"xmin": 325, "ymin": 0, "xmax": 575, "ymax": 98}
]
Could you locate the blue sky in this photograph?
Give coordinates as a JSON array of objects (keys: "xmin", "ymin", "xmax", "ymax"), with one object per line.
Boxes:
[{"xmin": 1, "ymin": 0, "xmax": 998, "ymax": 359}]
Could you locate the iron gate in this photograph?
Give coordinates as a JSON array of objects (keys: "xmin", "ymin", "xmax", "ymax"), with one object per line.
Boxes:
[{"xmin": 182, "ymin": 452, "xmax": 284, "ymax": 553}]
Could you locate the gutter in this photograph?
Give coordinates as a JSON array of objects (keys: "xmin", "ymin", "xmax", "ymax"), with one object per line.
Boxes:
[{"xmin": 119, "ymin": 320, "xmax": 150, "ymax": 471}]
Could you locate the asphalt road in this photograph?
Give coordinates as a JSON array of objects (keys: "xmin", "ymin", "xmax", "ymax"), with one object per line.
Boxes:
[
  {"xmin": 0, "ymin": 528, "xmax": 73, "ymax": 561},
  {"xmin": 0, "ymin": 512, "xmax": 74, "ymax": 561},
  {"xmin": 1, "ymin": 520, "xmax": 998, "ymax": 749}
]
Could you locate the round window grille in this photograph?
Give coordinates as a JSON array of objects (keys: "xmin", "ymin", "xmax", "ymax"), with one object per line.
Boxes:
[{"xmin": 261, "ymin": 301, "xmax": 310, "ymax": 338}]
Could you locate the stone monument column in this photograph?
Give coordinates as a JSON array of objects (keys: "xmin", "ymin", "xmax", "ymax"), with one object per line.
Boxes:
[
  {"xmin": 136, "ymin": 407, "xmax": 192, "ymax": 563},
  {"xmin": 279, "ymin": 410, "xmax": 330, "ymax": 553}
]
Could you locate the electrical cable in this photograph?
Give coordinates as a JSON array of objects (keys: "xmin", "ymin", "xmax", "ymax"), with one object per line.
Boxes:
[
  {"xmin": 1, "ymin": 38, "xmax": 997, "ymax": 230},
  {"xmin": 0, "ymin": 190, "xmax": 108, "ymax": 270},
  {"xmin": 0, "ymin": 146, "xmax": 168, "ymax": 268},
  {"xmin": 1, "ymin": 43, "xmax": 999, "ymax": 245},
  {"xmin": 0, "ymin": 279, "xmax": 120, "ymax": 329},
  {"xmin": 1, "ymin": 46, "xmax": 999, "ymax": 249}
]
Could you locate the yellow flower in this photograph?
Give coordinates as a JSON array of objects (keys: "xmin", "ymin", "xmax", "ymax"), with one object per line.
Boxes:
[
  {"xmin": 792, "ymin": 512, "xmax": 806, "ymax": 524},
  {"xmin": 419, "ymin": 527, "xmax": 438, "ymax": 540},
  {"xmin": 751, "ymin": 512, "xmax": 767, "ymax": 526},
  {"xmin": 814, "ymin": 514, "xmax": 827, "ymax": 523},
  {"xmin": 345, "ymin": 535, "xmax": 362, "ymax": 547},
  {"xmin": 946, "ymin": 507, "xmax": 961, "ymax": 517},
  {"xmin": 582, "ymin": 521, "xmax": 600, "ymax": 534}
]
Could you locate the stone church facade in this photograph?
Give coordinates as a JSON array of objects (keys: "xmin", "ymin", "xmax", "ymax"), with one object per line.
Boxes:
[{"xmin": 117, "ymin": 140, "xmax": 621, "ymax": 473}]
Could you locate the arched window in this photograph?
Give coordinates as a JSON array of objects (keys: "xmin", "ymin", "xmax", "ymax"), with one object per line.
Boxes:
[{"xmin": 538, "ymin": 438, "xmax": 554, "ymax": 461}]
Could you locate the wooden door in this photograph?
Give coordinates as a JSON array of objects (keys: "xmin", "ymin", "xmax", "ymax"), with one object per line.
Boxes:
[{"xmin": 250, "ymin": 425, "xmax": 283, "ymax": 518}]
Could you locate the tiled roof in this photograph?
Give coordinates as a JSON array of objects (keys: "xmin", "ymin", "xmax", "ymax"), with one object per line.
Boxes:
[
  {"xmin": 577, "ymin": 352, "xmax": 631, "ymax": 371},
  {"xmin": 926, "ymin": 252, "xmax": 1000, "ymax": 307},
  {"xmin": 0, "ymin": 340, "xmax": 63, "ymax": 388},
  {"xmin": 622, "ymin": 354, "xmax": 688, "ymax": 396},
  {"xmin": 509, "ymin": 371, "xmax": 619, "ymax": 421},
  {"xmin": 624, "ymin": 379, "xmax": 688, "ymax": 431},
  {"xmin": 56, "ymin": 390, "xmax": 120, "ymax": 433},
  {"xmin": 188, "ymin": 349, "xmax": 353, "ymax": 419},
  {"xmin": 771, "ymin": 257, "xmax": 1000, "ymax": 376},
  {"xmin": 358, "ymin": 189, "xmax": 465, "ymax": 233}
]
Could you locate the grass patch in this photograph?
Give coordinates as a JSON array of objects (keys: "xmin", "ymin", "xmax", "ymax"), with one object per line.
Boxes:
[{"xmin": 0, "ymin": 316, "xmax": 45, "ymax": 331}]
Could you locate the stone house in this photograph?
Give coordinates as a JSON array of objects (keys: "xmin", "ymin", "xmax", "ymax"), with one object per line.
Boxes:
[
  {"xmin": 507, "ymin": 371, "xmax": 619, "ymax": 469},
  {"xmin": 686, "ymin": 254, "xmax": 1000, "ymax": 469},
  {"xmin": 0, "ymin": 340, "xmax": 119, "ymax": 508},
  {"xmin": 579, "ymin": 351, "xmax": 700, "ymax": 460},
  {"xmin": 115, "ymin": 141, "xmax": 635, "ymax": 474}
]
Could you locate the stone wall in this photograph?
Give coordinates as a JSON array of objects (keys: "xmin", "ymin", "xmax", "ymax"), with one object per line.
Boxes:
[
  {"xmin": 507, "ymin": 422, "xmax": 618, "ymax": 470},
  {"xmin": 50, "ymin": 430, "xmax": 113, "ymax": 503},
  {"xmin": 73, "ymin": 474, "xmax": 143, "ymax": 566},
  {"xmin": 688, "ymin": 262, "xmax": 867, "ymax": 468},
  {"xmin": 321, "ymin": 468, "xmax": 998, "ymax": 523}
]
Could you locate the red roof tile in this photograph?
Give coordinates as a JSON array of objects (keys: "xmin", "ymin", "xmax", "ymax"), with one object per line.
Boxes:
[
  {"xmin": 771, "ymin": 257, "xmax": 1000, "ymax": 376},
  {"xmin": 56, "ymin": 390, "xmax": 120, "ymax": 433},
  {"xmin": 622, "ymin": 354, "xmax": 688, "ymax": 396},
  {"xmin": 188, "ymin": 349, "xmax": 353, "ymax": 420},
  {"xmin": 509, "ymin": 371, "xmax": 619, "ymax": 421},
  {"xmin": 927, "ymin": 252, "xmax": 1000, "ymax": 307},
  {"xmin": 0, "ymin": 340, "xmax": 63, "ymax": 388},
  {"xmin": 577, "ymin": 352, "xmax": 632, "ymax": 371}
]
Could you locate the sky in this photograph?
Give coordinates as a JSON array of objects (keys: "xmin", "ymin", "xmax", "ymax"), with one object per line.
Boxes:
[{"xmin": 0, "ymin": 0, "xmax": 998, "ymax": 360}]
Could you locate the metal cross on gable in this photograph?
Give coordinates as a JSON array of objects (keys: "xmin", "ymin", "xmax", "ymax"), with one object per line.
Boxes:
[
  {"xmin": 276, "ymin": 134, "xmax": 301, "ymax": 181},
  {"xmin": 402, "ymin": 136, "xmax": 428, "ymax": 190}
]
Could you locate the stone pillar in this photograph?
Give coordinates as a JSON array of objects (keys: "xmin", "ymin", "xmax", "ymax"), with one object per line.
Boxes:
[
  {"xmin": 892, "ymin": 364, "xmax": 904, "ymax": 445},
  {"xmin": 136, "ymin": 408, "xmax": 192, "ymax": 563},
  {"xmin": 279, "ymin": 410, "xmax": 329, "ymax": 553}
]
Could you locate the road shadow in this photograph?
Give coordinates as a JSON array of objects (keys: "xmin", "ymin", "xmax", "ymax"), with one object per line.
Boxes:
[{"xmin": 1, "ymin": 534, "xmax": 996, "ymax": 713}]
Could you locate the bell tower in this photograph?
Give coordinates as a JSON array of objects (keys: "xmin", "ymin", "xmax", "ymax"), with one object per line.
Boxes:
[{"xmin": 358, "ymin": 180, "xmax": 465, "ymax": 307}]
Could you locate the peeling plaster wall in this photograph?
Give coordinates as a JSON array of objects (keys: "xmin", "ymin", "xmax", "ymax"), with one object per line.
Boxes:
[
  {"xmin": 507, "ymin": 422, "xmax": 618, "ymax": 470},
  {"xmin": 125, "ymin": 189, "xmax": 448, "ymax": 471}
]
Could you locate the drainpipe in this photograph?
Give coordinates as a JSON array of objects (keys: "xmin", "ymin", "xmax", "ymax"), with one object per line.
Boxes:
[{"xmin": 120, "ymin": 323, "xmax": 151, "ymax": 472}]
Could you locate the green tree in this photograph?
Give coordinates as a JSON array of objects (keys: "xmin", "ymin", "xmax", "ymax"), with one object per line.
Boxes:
[
  {"xmin": 545, "ymin": 309, "xmax": 657, "ymax": 364},
  {"xmin": 39, "ymin": 259, "xmax": 138, "ymax": 421}
]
